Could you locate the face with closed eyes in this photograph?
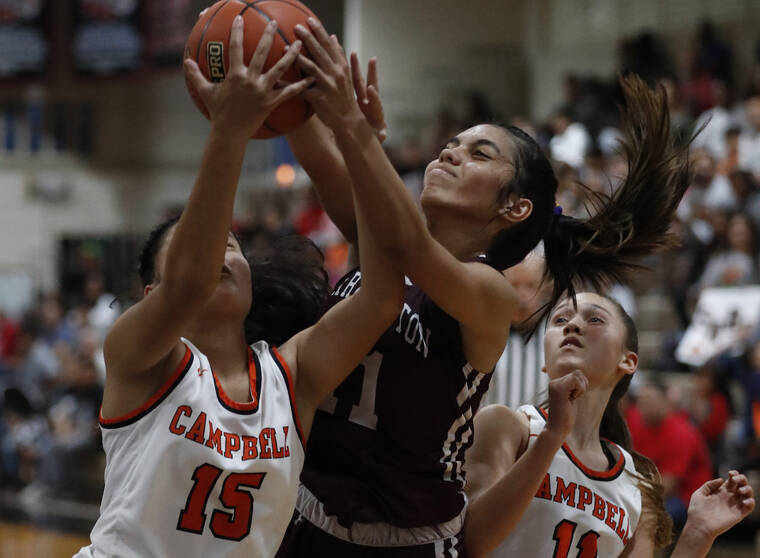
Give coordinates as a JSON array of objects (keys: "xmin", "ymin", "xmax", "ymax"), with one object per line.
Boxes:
[
  {"xmin": 543, "ymin": 293, "xmax": 637, "ymax": 388},
  {"xmin": 421, "ymin": 124, "xmax": 528, "ymax": 226}
]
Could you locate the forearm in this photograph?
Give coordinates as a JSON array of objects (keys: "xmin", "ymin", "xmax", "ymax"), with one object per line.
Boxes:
[
  {"xmin": 670, "ymin": 522, "xmax": 715, "ymax": 558},
  {"xmin": 287, "ymin": 117, "xmax": 357, "ymax": 242},
  {"xmin": 164, "ymin": 126, "xmax": 248, "ymax": 296},
  {"xmin": 332, "ymin": 115, "xmax": 430, "ymax": 267},
  {"xmin": 465, "ymin": 430, "xmax": 565, "ymax": 558}
]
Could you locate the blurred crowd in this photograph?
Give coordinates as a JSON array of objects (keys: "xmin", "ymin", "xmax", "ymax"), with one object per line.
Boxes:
[{"xmin": 2, "ymin": 20, "xmax": 760, "ymax": 533}]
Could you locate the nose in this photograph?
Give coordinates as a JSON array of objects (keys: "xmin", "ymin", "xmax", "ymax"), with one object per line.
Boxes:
[
  {"xmin": 439, "ymin": 145, "xmax": 462, "ymax": 165},
  {"xmin": 563, "ymin": 316, "xmax": 582, "ymax": 335}
]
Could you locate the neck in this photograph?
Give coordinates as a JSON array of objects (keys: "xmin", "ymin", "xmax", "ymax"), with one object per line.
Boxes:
[
  {"xmin": 184, "ymin": 315, "xmax": 248, "ymax": 380},
  {"xmin": 425, "ymin": 211, "xmax": 495, "ymax": 261},
  {"xmin": 564, "ymin": 383, "xmax": 614, "ymax": 452}
]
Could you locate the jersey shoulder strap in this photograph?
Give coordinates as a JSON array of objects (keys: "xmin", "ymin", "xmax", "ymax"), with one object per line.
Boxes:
[{"xmin": 517, "ymin": 404, "xmax": 546, "ymax": 440}]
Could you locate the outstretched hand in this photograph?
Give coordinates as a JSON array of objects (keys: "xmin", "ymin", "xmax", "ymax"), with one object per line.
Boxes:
[
  {"xmin": 686, "ymin": 471, "xmax": 755, "ymax": 540},
  {"xmin": 350, "ymin": 54, "xmax": 387, "ymax": 143},
  {"xmin": 184, "ymin": 16, "xmax": 313, "ymax": 139},
  {"xmin": 545, "ymin": 370, "xmax": 589, "ymax": 439},
  {"xmin": 293, "ymin": 18, "xmax": 376, "ymax": 136}
]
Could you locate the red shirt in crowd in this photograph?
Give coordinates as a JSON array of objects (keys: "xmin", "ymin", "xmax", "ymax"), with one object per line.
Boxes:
[{"xmin": 626, "ymin": 407, "xmax": 713, "ymax": 504}]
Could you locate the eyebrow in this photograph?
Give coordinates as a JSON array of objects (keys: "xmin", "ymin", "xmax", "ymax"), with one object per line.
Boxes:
[
  {"xmin": 551, "ymin": 301, "xmax": 613, "ymax": 317},
  {"xmin": 445, "ymin": 137, "xmax": 502, "ymax": 155}
]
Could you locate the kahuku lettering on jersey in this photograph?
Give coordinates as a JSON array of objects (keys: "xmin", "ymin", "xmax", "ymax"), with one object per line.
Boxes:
[
  {"xmin": 75, "ymin": 338, "xmax": 304, "ymax": 558},
  {"xmin": 297, "ymin": 268, "xmax": 491, "ymax": 548},
  {"xmin": 490, "ymin": 405, "xmax": 642, "ymax": 558}
]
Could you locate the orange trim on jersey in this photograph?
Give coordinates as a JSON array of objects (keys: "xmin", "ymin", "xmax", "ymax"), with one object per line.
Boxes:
[
  {"xmin": 99, "ymin": 345, "xmax": 193, "ymax": 426},
  {"xmin": 211, "ymin": 346, "xmax": 259, "ymax": 411},
  {"xmin": 271, "ymin": 346, "xmax": 305, "ymax": 447},
  {"xmin": 536, "ymin": 406, "xmax": 626, "ymax": 480}
]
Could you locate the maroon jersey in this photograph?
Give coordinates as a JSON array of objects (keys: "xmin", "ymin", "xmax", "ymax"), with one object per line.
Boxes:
[{"xmin": 300, "ymin": 268, "xmax": 492, "ymax": 532}]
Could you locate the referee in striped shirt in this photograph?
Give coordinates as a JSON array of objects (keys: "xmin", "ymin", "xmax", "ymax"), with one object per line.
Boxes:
[{"xmin": 484, "ymin": 250, "xmax": 551, "ymax": 408}]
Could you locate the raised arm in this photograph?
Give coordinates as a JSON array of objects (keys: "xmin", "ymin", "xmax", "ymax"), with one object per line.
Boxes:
[
  {"xmin": 102, "ymin": 19, "xmax": 310, "ymax": 414},
  {"xmin": 464, "ymin": 372, "xmax": 588, "ymax": 558},
  {"xmin": 279, "ymin": 137, "xmax": 404, "ymax": 434},
  {"xmin": 294, "ymin": 20, "xmax": 517, "ymax": 372},
  {"xmin": 286, "ymin": 57, "xmax": 387, "ymax": 244}
]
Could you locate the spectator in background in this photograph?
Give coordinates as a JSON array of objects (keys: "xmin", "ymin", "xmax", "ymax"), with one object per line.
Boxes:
[
  {"xmin": 686, "ymin": 360, "xmax": 732, "ymax": 474},
  {"xmin": 660, "ymin": 77, "xmax": 695, "ymax": 147},
  {"xmin": 721, "ymin": 340, "xmax": 760, "ymax": 469},
  {"xmin": 738, "ymin": 91, "xmax": 760, "ymax": 180},
  {"xmin": 0, "ymin": 312, "xmax": 18, "ymax": 367},
  {"xmin": 549, "ymin": 108, "xmax": 591, "ymax": 169},
  {"xmin": 689, "ymin": 21, "xmax": 734, "ymax": 111},
  {"xmin": 628, "ymin": 378, "xmax": 714, "ymax": 529},
  {"xmin": 485, "ymin": 249, "xmax": 550, "ymax": 408},
  {"xmin": 697, "ymin": 212, "xmax": 758, "ymax": 289},
  {"xmin": 692, "ymin": 80, "xmax": 735, "ymax": 160}
]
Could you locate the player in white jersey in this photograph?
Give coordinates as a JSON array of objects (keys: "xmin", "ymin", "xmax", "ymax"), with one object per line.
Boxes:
[
  {"xmin": 464, "ymin": 292, "xmax": 755, "ymax": 558},
  {"xmin": 75, "ymin": 17, "xmax": 403, "ymax": 558}
]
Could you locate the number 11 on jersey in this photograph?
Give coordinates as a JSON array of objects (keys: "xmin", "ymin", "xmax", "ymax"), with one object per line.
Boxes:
[{"xmin": 319, "ymin": 352, "xmax": 383, "ymax": 430}]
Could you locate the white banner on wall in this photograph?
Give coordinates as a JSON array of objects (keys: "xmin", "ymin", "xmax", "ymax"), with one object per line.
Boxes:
[{"xmin": 676, "ymin": 286, "xmax": 760, "ymax": 367}]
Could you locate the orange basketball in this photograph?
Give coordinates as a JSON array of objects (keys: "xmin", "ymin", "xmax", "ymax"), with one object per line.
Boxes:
[{"xmin": 185, "ymin": 0, "xmax": 319, "ymax": 139}]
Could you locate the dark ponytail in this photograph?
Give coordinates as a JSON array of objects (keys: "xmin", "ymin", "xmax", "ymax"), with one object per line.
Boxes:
[
  {"xmin": 598, "ymin": 296, "xmax": 673, "ymax": 549},
  {"xmin": 245, "ymin": 236, "xmax": 330, "ymax": 346},
  {"xmin": 541, "ymin": 75, "xmax": 691, "ymax": 322}
]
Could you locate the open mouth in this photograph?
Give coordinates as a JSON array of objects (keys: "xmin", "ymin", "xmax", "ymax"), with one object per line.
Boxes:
[{"xmin": 560, "ymin": 337, "xmax": 582, "ymax": 348}]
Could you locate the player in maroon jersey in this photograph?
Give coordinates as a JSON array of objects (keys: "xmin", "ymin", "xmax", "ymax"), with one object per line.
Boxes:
[{"xmin": 276, "ymin": 19, "xmax": 693, "ymax": 558}]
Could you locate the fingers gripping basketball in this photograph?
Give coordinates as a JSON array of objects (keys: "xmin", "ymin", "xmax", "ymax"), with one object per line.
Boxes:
[{"xmin": 185, "ymin": 0, "xmax": 319, "ymax": 138}]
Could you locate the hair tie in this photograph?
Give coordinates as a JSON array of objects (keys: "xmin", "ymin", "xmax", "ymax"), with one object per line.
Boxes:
[{"xmin": 553, "ymin": 204, "xmax": 563, "ymax": 216}]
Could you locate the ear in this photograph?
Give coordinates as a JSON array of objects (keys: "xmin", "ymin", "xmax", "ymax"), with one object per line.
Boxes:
[
  {"xmin": 144, "ymin": 284, "xmax": 155, "ymax": 297},
  {"xmin": 618, "ymin": 350, "xmax": 638, "ymax": 377},
  {"xmin": 499, "ymin": 197, "xmax": 533, "ymax": 224}
]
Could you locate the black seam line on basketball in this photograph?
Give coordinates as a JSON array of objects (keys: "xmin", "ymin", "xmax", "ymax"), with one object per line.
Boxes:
[
  {"xmin": 251, "ymin": 0, "xmax": 314, "ymax": 18},
  {"xmin": 239, "ymin": 3, "xmax": 292, "ymax": 46},
  {"xmin": 195, "ymin": 0, "xmax": 233, "ymax": 62}
]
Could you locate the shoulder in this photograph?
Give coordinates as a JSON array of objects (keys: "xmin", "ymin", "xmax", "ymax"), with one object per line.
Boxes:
[{"xmin": 474, "ymin": 404, "xmax": 530, "ymax": 456}]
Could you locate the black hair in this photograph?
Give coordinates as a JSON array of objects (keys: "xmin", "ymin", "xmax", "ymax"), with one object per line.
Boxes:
[
  {"xmin": 136, "ymin": 216, "xmax": 329, "ymax": 346},
  {"xmin": 486, "ymin": 75, "xmax": 691, "ymax": 337},
  {"xmin": 244, "ymin": 236, "xmax": 329, "ymax": 346},
  {"xmin": 138, "ymin": 215, "xmax": 181, "ymax": 287},
  {"xmin": 594, "ymin": 295, "xmax": 673, "ymax": 549}
]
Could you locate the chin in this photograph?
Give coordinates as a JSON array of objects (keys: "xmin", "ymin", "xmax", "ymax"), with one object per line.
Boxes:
[{"xmin": 547, "ymin": 358, "xmax": 586, "ymax": 379}]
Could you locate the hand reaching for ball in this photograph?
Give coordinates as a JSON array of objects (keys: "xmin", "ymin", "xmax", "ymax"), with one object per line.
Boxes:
[
  {"xmin": 350, "ymin": 54, "xmax": 388, "ymax": 143},
  {"xmin": 184, "ymin": 16, "xmax": 313, "ymax": 140}
]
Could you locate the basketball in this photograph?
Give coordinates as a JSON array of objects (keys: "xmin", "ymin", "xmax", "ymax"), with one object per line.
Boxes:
[{"xmin": 185, "ymin": 0, "xmax": 319, "ymax": 139}]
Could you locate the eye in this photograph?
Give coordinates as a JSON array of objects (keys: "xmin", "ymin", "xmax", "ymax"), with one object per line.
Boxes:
[
  {"xmin": 473, "ymin": 150, "xmax": 491, "ymax": 159},
  {"xmin": 589, "ymin": 316, "xmax": 604, "ymax": 323},
  {"xmin": 554, "ymin": 316, "xmax": 567, "ymax": 324}
]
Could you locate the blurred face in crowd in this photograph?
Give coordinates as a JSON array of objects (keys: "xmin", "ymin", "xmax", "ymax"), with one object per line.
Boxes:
[
  {"xmin": 726, "ymin": 214, "xmax": 754, "ymax": 254},
  {"xmin": 148, "ymin": 226, "xmax": 252, "ymax": 319},
  {"xmin": 503, "ymin": 254, "xmax": 548, "ymax": 325},
  {"xmin": 543, "ymin": 293, "xmax": 637, "ymax": 389},
  {"xmin": 746, "ymin": 97, "xmax": 760, "ymax": 132},
  {"xmin": 421, "ymin": 124, "xmax": 530, "ymax": 232},
  {"xmin": 636, "ymin": 384, "xmax": 669, "ymax": 427}
]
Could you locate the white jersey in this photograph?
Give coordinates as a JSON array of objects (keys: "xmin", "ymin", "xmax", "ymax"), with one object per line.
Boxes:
[
  {"xmin": 76, "ymin": 338, "xmax": 305, "ymax": 558},
  {"xmin": 490, "ymin": 405, "xmax": 642, "ymax": 558}
]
